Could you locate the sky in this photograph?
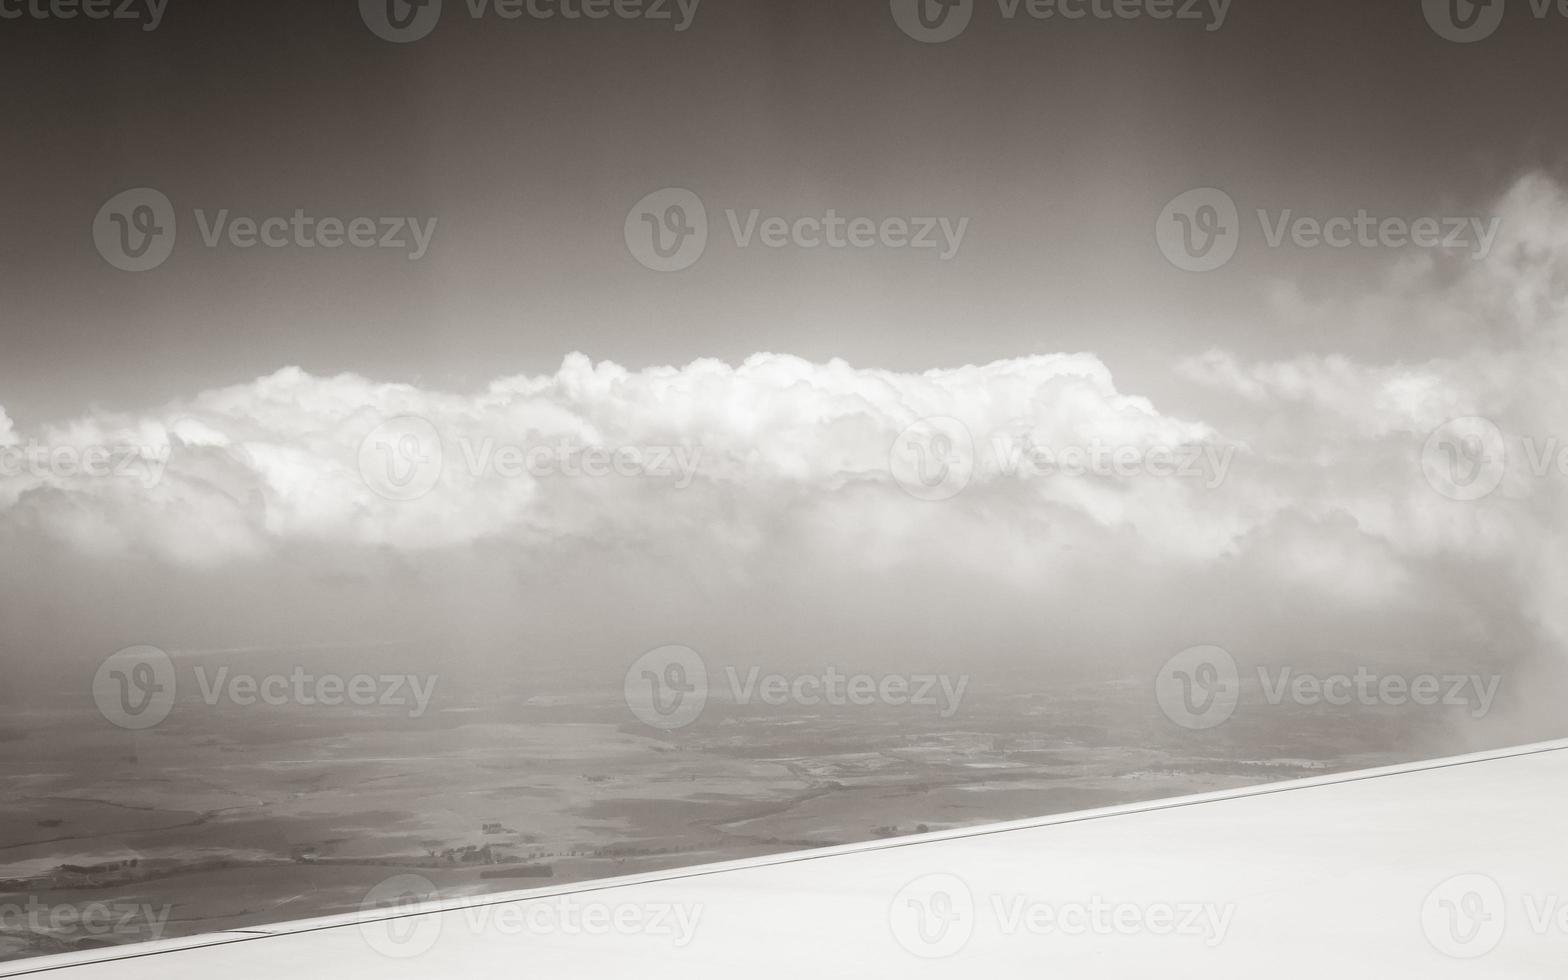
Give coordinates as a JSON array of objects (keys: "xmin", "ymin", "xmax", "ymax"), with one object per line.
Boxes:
[
  {"xmin": 2, "ymin": 0, "xmax": 1567, "ymax": 422},
  {"xmin": 4, "ymin": 0, "xmax": 1568, "ymax": 747}
]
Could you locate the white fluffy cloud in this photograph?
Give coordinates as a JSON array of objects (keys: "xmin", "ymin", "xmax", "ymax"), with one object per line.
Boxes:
[
  {"xmin": 4, "ymin": 174, "xmax": 1568, "ymax": 726},
  {"xmin": 0, "ymin": 352, "xmax": 1230, "ymax": 564}
]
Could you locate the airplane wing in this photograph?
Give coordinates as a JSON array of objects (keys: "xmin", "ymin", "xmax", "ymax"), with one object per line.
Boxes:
[{"xmin": 6, "ymin": 740, "xmax": 1565, "ymax": 978}]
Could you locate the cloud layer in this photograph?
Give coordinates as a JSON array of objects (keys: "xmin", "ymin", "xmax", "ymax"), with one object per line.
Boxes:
[{"xmin": 5, "ymin": 174, "xmax": 1568, "ymax": 743}]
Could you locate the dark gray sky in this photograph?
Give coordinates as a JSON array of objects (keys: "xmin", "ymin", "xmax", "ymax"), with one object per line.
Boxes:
[{"xmin": 2, "ymin": 0, "xmax": 1566, "ymax": 422}]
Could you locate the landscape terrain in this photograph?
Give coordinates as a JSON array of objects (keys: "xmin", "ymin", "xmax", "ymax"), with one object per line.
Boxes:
[{"xmin": 0, "ymin": 658, "xmax": 1485, "ymax": 962}]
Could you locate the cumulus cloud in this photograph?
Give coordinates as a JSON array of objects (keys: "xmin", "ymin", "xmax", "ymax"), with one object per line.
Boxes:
[
  {"xmin": 0, "ymin": 352, "xmax": 1229, "ymax": 565},
  {"xmin": 1175, "ymin": 173, "xmax": 1568, "ymax": 644},
  {"xmin": 5, "ymin": 173, "xmax": 1568, "ymax": 747}
]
